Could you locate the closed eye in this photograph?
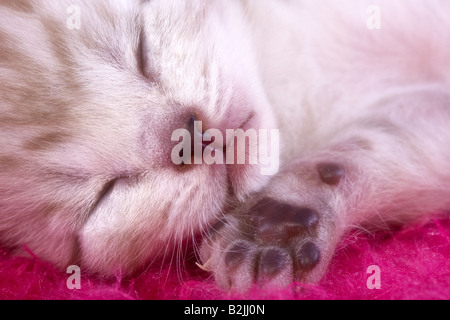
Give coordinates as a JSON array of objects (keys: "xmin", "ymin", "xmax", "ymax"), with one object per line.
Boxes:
[
  {"xmin": 137, "ymin": 27, "xmax": 146, "ymax": 76},
  {"xmin": 137, "ymin": 28, "xmax": 158, "ymax": 83}
]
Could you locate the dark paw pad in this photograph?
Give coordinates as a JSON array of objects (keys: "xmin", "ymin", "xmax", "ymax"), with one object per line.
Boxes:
[
  {"xmin": 295, "ymin": 241, "xmax": 320, "ymax": 271},
  {"xmin": 258, "ymin": 247, "xmax": 289, "ymax": 278},
  {"xmin": 248, "ymin": 198, "xmax": 319, "ymax": 244},
  {"xmin": 200, "ymin": 196, "xmax": 329, "ymax": 291}
]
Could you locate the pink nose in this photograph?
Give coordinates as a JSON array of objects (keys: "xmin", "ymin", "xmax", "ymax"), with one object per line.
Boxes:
[{"xmin": 178, "ymin": 114, "xmax": 216, "ymax": 164}]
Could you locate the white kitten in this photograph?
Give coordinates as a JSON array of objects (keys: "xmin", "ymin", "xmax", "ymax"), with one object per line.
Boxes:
[
  {"xmin": 0, "ymin": 0, "xmax": 275, "ymax": 276},
  {"xmin": 0, "ymin": 0, "xmax": 449, "ymax": 291}
]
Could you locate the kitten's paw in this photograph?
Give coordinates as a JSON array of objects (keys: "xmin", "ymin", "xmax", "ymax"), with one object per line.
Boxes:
[{"xmin": 199, "ymin": 197, "xmax": 337, "ymax": 291}]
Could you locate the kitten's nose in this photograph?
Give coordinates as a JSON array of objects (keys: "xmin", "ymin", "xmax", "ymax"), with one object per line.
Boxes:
[
  {"xmin": 187, "ymin": 114, "xmax": 213, "ymax": 154},
  {"xmin": 178, "ymin": 114, "xmax": 215, "ymax": 164}
]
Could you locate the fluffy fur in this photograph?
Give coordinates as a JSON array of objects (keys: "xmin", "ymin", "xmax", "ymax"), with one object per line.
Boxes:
[
  {"xmin": 0, "ymin": 217, "xmax": 448, "ymax": 299},
  {"xmin": 1, "ymin": 0, "xmax": 449, "ymax": 292},
  {"xmin": 0, "ymin": 0, "xmax": 274, "ymax": 275}
]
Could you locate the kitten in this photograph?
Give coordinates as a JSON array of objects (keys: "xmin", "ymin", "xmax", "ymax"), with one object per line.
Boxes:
[{"xmin": 1, "ymin": 0, "xmax": 449, "ymax": 292}]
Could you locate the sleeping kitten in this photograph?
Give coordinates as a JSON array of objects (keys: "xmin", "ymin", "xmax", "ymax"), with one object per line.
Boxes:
[{"xmin": 1, "ymin": 0, "xmax": 449, "ymax": 292}]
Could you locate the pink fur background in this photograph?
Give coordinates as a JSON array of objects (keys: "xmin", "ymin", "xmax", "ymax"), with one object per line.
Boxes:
[{"xmin": 1, "ymin": 216, "xmax": 448, "ymax": 300}]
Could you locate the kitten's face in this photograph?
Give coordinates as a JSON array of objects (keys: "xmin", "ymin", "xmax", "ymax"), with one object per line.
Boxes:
[{"xmin": 0, "ymin": 0, "xmax": 276, "ymax": 274}]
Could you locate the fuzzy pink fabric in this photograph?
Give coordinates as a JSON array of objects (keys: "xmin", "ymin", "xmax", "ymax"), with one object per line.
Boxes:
[{"xmin": 1, "ymin": 216, "xmax": 449, "ymax": 300}]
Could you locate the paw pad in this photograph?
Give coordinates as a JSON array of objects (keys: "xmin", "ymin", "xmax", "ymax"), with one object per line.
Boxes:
[
  {"xmin": 295, "ymin": 241, "xmax": 320, "ymax": 270},
  {"xmin": 201, "ymin": 196, "xmax": 327, "ymax": 290},
  {"xmin": 258, "ymin": 247, "xmax": 289, "ymax": 278},
  {"xmin": 248, "ymin": 198, "xmax": 318, "ymax": 244}
]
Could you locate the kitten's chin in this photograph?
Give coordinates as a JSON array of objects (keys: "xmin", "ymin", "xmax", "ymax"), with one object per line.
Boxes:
[{"xmin": 77, "ymin": 165, "xmax": 229, "ymax": 276}]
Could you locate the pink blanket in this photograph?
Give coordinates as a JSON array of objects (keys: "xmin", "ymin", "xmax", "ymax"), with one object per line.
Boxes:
[{"xmin": 1, "ymin": 216, "xmax": 448, "ymax": 300}]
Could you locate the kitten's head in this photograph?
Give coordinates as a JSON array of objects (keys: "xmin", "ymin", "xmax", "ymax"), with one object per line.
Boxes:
[{"xmin": 0, "ymin": 0, "xmax": 276, "ymax": 275}]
